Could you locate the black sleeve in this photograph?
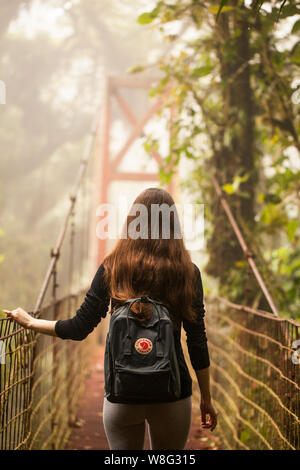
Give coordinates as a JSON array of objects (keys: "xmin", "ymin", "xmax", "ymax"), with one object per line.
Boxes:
[
  {"xmin": 54, "ymin": 263, "xmax": 110, "ymax": 341},
  {"xmin": 182, "ymin": 263, "xmax": 210, "ymax": 370}
]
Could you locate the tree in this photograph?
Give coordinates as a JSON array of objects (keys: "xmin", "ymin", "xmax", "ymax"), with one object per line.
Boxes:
[{"xmin": 137, "ymin": 0, "xmax": 300, "ymax": 318}]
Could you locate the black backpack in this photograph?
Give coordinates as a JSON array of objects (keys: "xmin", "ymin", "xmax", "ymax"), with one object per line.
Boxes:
[{"xmin": 104, "ymin": 295, "xmax": 181, "ymax": 402}]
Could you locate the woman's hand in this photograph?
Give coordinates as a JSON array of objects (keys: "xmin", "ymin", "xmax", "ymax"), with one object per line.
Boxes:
[
  {"xmin": 3, "ymin": 309, "xmax": 58, "ymax": 337},
  {"xmin": 200, "ymin": 400, "xmax": 218, "ymax": 431},
  {"xmin": 3, "ymin": 308, "xmax": 33, "ymax": 329}
]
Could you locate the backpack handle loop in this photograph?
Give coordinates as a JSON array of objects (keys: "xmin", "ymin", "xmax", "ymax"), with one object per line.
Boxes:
[{"xmin": 124, "ymin": 296, "xmax": 164, "ymax": 357}]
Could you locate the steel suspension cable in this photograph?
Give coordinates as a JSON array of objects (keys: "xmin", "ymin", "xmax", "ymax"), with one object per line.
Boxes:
[{"xmin": 34, "ymin": 101, "xmax": 101, "ymax": 314}]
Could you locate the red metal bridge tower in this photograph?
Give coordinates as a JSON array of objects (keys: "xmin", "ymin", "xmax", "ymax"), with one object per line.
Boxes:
[{"xmin": 89, "ymin": 75, "xmax": 179, "ymax": 271}]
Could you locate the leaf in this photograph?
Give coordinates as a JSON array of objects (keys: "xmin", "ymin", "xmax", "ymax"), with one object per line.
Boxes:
[
  {"xmin": 277, "ymin": 246, "xmax": 289, "ymax": 260},
  {"xmin": 286, "ymin": 220, "xmax": 298, "ymax": 242},
  {"xmin": 263, "ymin": 193, "xmax": 281, "ymax": 204},
  {"xmin": 291, "ymin": 45, "xmax": 300, "ymax": 64},
  {"xmin": 222, "ymin": 172, "xmax": 250, "ymax": 195},
  {"xmin": 137, "ymin": 10, "xmax": 158, "ymax": 25},
  {"xmin": 127, "ymin": 65, "xmax": 145, "ymax": 74},
  {"xmin": 222, "ymin": 183, "xmax": 235, "ymax": 194},
  {"xmin": 278, "ymin": 3, "xmax": 300, "ymax": 20},
  {"xmin": 240, "ymin": 429, "xmax": 251, "ymax": 443},
  {"xmin": 209, "ymin": 4, "xmax": 235, "ymax": 18},
  {"xmin": 137, "ymin": 13, "xmax": 154, "ymax": 24},
  {"xmin": 236, "ymin": 172, "xmax": 250, "ymax": 184},
  {"xmin": 257, "ymin": 193, "xmax": 264, "ymax": 204},
  {"xmin": 0, "ymin": 309, "xmax": 6, "ymax": 319},
  {"xmin": 232, "ymin": 28, "xmax": 242, "ymax": 38},
  {"xmin": 235, "ymin": 260, "xmax": 247, "ymax": 268},
  {"xmin": 192, "ymin": 65, "xmax": 214, "ymax": 77},
  {"xmin": 292, "ymin": 20, "xmax": 300, "ymax": 34},
  {"xmin": 239, "ymin": 191, "xmax": 250, "ymax": 199},
  {"xmin": 278, "ymin": 0, "xmax": 287, "ymax": 18},
  {"xmin": 252, "ymin": 1, "xmax": 265, "ymax": 12}
]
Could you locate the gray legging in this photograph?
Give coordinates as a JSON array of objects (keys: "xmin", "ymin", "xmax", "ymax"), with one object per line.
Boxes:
[{"xmin": 102, "ymin": 395, "xmax": 192, "ymax": 450}]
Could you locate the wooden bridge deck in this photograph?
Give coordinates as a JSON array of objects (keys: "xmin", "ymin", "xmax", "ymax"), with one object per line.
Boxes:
[{"xmin": 65, "ymin": 346, "xmax": 220, "ymax": 451}]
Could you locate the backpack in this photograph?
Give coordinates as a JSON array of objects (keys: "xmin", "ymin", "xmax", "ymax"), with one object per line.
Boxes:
[{"xmin": 104, "ymin": 295, "xmax": 181, "ymax": 402}]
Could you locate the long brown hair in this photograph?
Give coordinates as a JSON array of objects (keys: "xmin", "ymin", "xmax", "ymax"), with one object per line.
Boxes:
[{"xmin": 102, "ymin": 187, "xmax": 198, "ymax": 328}]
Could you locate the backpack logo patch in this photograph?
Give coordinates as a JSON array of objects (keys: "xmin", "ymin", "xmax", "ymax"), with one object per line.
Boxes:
[{"xmin": 135, "ymin": 338, "xmax": 153, "ymax": 355}]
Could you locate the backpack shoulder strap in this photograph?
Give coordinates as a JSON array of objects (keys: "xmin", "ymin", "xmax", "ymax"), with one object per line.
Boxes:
[{"xmin": 108, "ymin": 296, "xmax": 112, "ymax": 315}]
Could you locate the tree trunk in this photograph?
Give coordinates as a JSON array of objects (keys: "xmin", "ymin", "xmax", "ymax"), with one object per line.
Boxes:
[{"xmin": 206, "ymin": 4, "xmax": 258, "ymax": 306}]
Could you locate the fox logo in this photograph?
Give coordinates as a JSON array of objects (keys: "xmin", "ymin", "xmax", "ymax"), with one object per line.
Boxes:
[{"xmin": 134, "ymin": 338, "xmax": 153, "ymax": 355}]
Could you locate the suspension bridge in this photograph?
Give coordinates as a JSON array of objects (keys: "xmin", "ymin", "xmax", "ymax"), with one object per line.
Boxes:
[{"xmin": 0, "ymin": 75, "xmax": 299, "ymax": 450}]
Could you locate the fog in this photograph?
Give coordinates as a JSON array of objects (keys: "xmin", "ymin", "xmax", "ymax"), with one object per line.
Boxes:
[{"xmin": 0, "ymin": 0, "xmax": 175, "ymax": 310}]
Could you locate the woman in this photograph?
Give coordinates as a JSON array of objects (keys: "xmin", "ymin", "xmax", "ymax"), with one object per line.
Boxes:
[{"xmin": 4, "ymin": 187, "xmax": 217, "ymax": 450}]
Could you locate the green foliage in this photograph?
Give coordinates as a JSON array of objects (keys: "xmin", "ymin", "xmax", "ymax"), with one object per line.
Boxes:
[
  {"xmin": 222, "ymin": 172, "xmax": 250, "ymax": 197},
  {"xmin": 137, "ymin": 2, "xmax": 165, "ymax": 24},
  {"xmin": 209, "ymin": 3, "xmax": 236, "ymax": 19},
  {"xmin": 128, "ymin": 65, "xmax": 145, "ymax": 74},
  {"xmin": 292, "ymin": 19, "xmax": 300, "ymax": 33},
  {"xmin": 240, "ymin": 429, "xmax": 251, "ymax": 445},
  {"xmin": 138, "ymin": 12, "xmax": 157, "ymax": 25},
  {"xmin": 208, "ymin": 0, "xmax": 294, "ymax": 22},
  {"xmin": 137, "ymin": 0, "xmax": 300, "ymax": 319}
]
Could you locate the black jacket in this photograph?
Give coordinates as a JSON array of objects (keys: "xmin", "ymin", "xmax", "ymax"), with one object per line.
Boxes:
[{"xmin": 55, "ymin": 262, "xmax": 210, "ymax": 403}]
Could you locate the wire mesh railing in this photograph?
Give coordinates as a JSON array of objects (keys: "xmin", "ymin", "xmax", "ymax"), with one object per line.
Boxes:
[
  {"xmin": 205, "ymin": 296, "xmax": 300, "ymax": 450},
  {"xmin": 0, "ymin": 290, "xmax": 99, "ymax": 450},
  {"xmin": 0, "ymin": 96, "xmax": 101, "ymax": 450},
  {"xmin": 3, "ymin": 290, "xmax": 299, "ymax": 450}
]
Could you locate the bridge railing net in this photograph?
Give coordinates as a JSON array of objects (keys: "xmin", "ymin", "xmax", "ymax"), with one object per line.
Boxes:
[
  {"xmin": 205, "ymin": 298, "xmax": 300, "ymax": 450},
  {"xmin": 0, "ymin": 290, "xmax": 98, "ymax": 450}
]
